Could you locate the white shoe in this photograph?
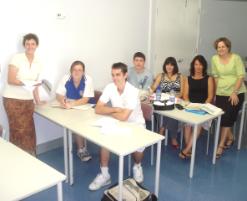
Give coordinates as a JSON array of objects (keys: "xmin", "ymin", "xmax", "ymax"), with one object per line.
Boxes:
[
  {"xmin": 88, "ymin": 173, "xmax": 111, "ymax": 191},
  {"xmin": 77, "ymin": 149, "xmax": 92, "ymax": 162},
  {"xmin": 133, "ymin": 165, "xmax": 144, "ymax": 183}
]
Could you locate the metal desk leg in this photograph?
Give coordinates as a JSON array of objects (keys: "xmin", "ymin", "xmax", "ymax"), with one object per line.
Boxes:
[
  {"xmin": 238, "ymin": 102, "xmax": 246, "ymax": 150},
  {"xmin": 151, "ymin": 113, "xmax": 154, "ymax": 166},
  {"xmin": 213, "ymin": 116, "xmax": 221, "ymax": 164},
  {"xmin": 189, "ymin": 125, "xmax": 198, "ymax": 178},
  {"xmin": 155, "ymin": 141, "xmax": 161, "ymax": 197},
  {"xmin": 118, "ymin": 155, "xmax": 124, "ymax": 201},
  {"xmin": 68, "ymin": 130, "xmax": 74, "ymax": 185},
  {"xmin": 63, "ymin": 128, "xmax": 69, "ymax": 183},
  {"xmin": 57, "ymin": 182, "xmax": 63, "ymax": 201}
]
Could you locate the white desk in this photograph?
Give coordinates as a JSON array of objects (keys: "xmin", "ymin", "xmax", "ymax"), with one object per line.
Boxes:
[
  {"xmin": 0, "ymin": 138, "xmax": 66, "ymax": 201},
  {"xmin": 151, "ymin": 106, "xmax": 224, "ymax": 178},
  {"xmin": 35, "ymin": 105, "xmax": 164, "ymax": 201}
]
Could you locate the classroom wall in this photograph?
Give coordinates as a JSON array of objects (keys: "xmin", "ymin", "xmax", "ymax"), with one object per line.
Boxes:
[
  {"xmin": 1, "ymin": 0, "xmax": 246, "ymax": 148},
  {"xmin": 198, "ymin": 0, "xmax": 247, "ymax": 64},
  {"xmin": 0, "ymin": 0, "xmax": 150, "ymax": 145}
]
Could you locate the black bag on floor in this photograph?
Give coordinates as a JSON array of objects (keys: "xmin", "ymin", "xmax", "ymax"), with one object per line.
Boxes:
[{"xmin": 101, "ymin": 178, "xmax": 158, "ymax": 201}]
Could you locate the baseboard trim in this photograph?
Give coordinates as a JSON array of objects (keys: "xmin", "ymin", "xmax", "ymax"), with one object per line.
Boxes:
[{"xmin": 37, "ymin": 138, "xmax": 63, "ymax": 154}]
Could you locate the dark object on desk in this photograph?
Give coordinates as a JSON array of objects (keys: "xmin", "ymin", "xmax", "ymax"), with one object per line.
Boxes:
[
  {"xmin": 153, "ymin": 101, "xmax": 174, "ymax": 111},
  {"xmin": 175, "ymin": 104, "xmax": 184, "ymax": 110}
]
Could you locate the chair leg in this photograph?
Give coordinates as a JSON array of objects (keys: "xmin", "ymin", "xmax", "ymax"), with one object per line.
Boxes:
[
  {"xmin": 128, "ymin": 155, "xmax": 131, "ymax": 176},
  {"xmin": 238, "ymin": 101, "xmax": 247, "ymax": 150},
  {"xmin": 164, "ymin": 129, "xmax": 168, "ymax": 146},
  {"xmin": 206, "ymin": 130, "xmax": 210, "ymax": 155},
  {"xmin": 84, "ymin": 139, "xmax": 87, "ymax": 150},
  {"xmin": 180, "ymin": 126, "xmax": 184, "ymax": 150},
  {"xmin": 151, "ymin": 114, "xmax": 154, "ymax": 166}
]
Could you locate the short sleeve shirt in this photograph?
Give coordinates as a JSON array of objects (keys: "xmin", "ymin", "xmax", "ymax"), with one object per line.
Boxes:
[
  {"xmin": 3, "ymin": 53, "xmax": 43, "ymax": 100},
  {"xmin": 100, "ymin": 82, "xmax": 145, "ymax": 125},
  {"xmin": 211, "ymin": 53, "xmax": 246, "ymax": 96},
  {"xmin": 56, "ymin": 74, "xmax": 94, "ymax": 99},
  {"xmin": 127, "ymin": 67, "xmax": 153, "ymax": 90}
]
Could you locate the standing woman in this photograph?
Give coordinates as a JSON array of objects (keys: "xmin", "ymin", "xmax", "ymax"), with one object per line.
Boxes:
[
  {"xmin": 179, "ymin": 55, "xmax": 214, "ymax": 159},
  {"xmin": 3, "ymin": 33, "xmax": 43, "ymax": 155},
  {"xmin": 56, "ymin": 60, "xmax": 94, "ymax": 161},
  {"xmin": 211, "ymin": 37, "xmax": 246, "ymax": 158},
  {"xmin": 151, "ymin": 57, "xmax": 184, "ymax": 148}
]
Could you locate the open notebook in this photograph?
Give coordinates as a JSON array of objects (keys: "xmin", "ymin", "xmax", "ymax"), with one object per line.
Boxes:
[
  {"xmin": 185, "ymin": 103, "xmax": 222, "ymax": 115},
  {"xmin": 50, "ymin": 102, "xmax": 94, "ymax": 110}
]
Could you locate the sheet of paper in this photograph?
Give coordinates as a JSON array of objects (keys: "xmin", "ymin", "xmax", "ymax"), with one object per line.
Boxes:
[
  {"xmin": 21, "ymin": 80, "xmax": 41, "ymax": 92},
  {"xmin": 71, "ymin": 104, "xmax": 93, "ymax": 110},
  {"xmin": 101, "ymin": 125, "xmax": 132, "ymax": 136},
  {"xmin": 92, "ymin": 117, "xmax": 119, "ymax": 127},
  {"xmin": 50, "ymin": 102, "xmax": 62, "ymax": 108},
  {"xmin": 50, "ymin": 102, "xmax": 94, "ymax": 110}
]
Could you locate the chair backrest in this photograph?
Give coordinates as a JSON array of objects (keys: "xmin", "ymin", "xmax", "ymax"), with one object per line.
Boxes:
[
  {"xmin": 141, "ymin": 103, "xmax": 153, "ymax": 122},
  {"xmin": 94, "ymin": 90, "xmax": 102, "ymax": 103}
]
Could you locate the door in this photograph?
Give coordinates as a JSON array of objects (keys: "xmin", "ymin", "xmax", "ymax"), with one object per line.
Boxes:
[{"xmin": 152, "ymin": 0, "xmax": 201, "ymax": 75}]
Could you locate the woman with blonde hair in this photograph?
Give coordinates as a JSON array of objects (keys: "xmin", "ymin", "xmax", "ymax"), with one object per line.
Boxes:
[{"xmin": 211, "ymin": 37, "xmax": 246, "ymax": 158}]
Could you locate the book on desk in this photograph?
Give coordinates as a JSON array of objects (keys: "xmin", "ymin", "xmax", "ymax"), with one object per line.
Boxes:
[{"xmin": 185, "ymin": 103, "xmax": 222, "ymax": 115}]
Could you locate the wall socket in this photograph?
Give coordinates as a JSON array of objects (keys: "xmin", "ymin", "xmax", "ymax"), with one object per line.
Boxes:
[{"xmin": 56, "ymin": 13, "xmax": 66, "ymax": 20}]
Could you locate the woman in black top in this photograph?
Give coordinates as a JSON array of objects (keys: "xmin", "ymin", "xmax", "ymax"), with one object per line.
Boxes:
[{"xmin": 179, "ymin": 55, "xmax": 214, "ymax": 159}]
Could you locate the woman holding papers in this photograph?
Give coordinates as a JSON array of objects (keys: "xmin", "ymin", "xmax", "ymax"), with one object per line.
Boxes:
[
  {"xmin": 3, "ymin": 33, "xmax": 43, "ymax": 155},
  {"xmin": 180, "ymin": 55, "xmax": 214, "ymax": 159},
  {"xmin": 151, "ymin": 57, "xmax": 184, "ymax": 149},
  {"xmin": 211, "ymin": 37, "xmax": 246, "ymax": 158},
  {"xmin": 56, "ymin": 60, "xmax": 94, "ymax": 161}
]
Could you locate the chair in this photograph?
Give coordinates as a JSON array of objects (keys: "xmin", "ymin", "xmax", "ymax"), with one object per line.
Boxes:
[{"xmin": 94, "ymin": 90, "xmax": 102, "ymax": 103}]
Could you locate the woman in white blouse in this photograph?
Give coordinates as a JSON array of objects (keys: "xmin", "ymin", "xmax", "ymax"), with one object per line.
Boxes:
[{"xmin": 3, "ymin": 33, "xmax": 43, "ymax": 155}]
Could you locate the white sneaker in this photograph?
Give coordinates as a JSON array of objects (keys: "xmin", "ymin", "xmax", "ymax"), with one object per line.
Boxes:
[
  {"xmin": 88, "ymin": 173, "xmax": 111, "ymax": 191},
  {"xmin": 133, "ymin": 165, "xmax": 144, "ymax": 183},
  {"xmin": 77, "ymin": 149, "xmax": 92, "ymax": 162}
]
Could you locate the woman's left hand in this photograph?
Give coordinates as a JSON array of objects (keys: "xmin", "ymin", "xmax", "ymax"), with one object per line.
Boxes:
[{"xmin": 228, "ymin": 92, "xmax": 239, "ymax": 106}]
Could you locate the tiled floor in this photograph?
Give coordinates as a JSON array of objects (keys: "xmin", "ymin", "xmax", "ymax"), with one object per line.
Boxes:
[{"xmin": 24, "ymin": 132, "xmax": 247, "ymax": 201}]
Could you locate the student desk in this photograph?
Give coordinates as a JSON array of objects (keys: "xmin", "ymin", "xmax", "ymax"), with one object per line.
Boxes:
[
  {"xmin": 35, "ymin": 105, "xmax": 164, "ymax": 201},
  {"xmin": 151, "ymin": 106, "xmax": 224, "ymax": 178},
  {"xmin": 0, "ymin": 138, "xmax": 66, "ymax": 201}
]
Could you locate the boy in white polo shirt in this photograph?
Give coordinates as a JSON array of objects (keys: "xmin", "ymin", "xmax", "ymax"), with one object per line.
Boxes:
[{"xmin": 89, "ymin": 62, "xmax": 145, "ymax": 191}]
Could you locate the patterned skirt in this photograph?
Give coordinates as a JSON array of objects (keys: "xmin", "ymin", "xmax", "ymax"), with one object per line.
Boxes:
[{"xmin": 3, "ymin": 97, "xmax": 36, "ymax": 155}]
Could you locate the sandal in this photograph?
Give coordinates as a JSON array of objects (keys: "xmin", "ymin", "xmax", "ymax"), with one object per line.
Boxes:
[
  {"xmin": 171, "ymin": 139, "xmax": 179, "ymax": 150},
  {"xmin": 225, "ymin": 137, "xmax": 234, "ymax": 149},
  {"xmin": 216, "ymin": 146, "xmax": 224, "ymax": 159},
  {"xmin": 179, "ymin": 151, "xmax": 190, "ymax": 160},
  {"xmin": 171, "ymin": 143, "xmax": 179, "ymax": 150}
]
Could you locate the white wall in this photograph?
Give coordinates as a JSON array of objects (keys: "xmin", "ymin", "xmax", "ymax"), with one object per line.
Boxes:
[
  {"xmin": 152, "ymin": 0, "xmax": 200, "ymax": 76},
  {"xmin": 198, "ymin": 0, "xmax": 247, "ymax": 63},
  {"xmin": 0, "ymin": 0, "xmax": 150, "ymax": 144}
]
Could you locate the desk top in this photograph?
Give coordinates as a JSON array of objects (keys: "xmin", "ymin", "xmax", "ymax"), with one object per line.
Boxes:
[
  {"xmin": 35, "ymin": 104, "xmax": 164, "ymax": 156},
  {"xmin": 0, "ymin": 138, "xmax": 66, "ymax": 201},
  {"xmin": 153, "ymin": 107, "xmax": 224, "ymax": 125}
]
